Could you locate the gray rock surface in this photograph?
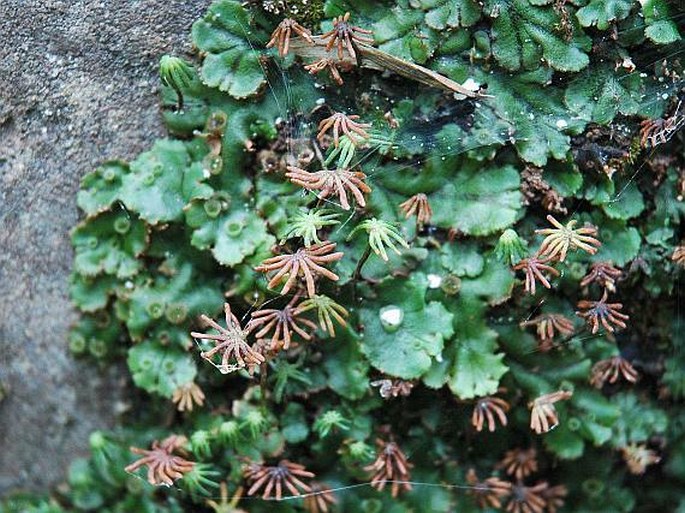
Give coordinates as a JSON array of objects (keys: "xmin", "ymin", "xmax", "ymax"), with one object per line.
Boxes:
[{"xmin": 0, "ymin": 0, "xmax": 210, "ymax": 493}]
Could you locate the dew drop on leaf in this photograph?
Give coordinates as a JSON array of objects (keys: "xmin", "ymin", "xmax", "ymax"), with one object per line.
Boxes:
[
  {"xmin": 427, "ymin": 274, "xmax": 443, "ymax": 289},
  {"xmin": 379, "ymin": 305, "xmax": 404, "ymax": 333}
]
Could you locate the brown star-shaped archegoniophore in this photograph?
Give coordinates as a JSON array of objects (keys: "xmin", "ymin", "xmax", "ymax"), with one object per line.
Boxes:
[
  {"xmin": 243, "ymin": 459, "xmax": 315, "ymax": 500},
  {"xmin": 172, "ymin": 381, "xmax": 205, "ymax": 412},
  {"xmin": 472, "ymin": 396, "xmax": 510, "ymax": 433},
  {"xmin": 369, "ymin": 378, "xmax": 415, "ymax": 399},
  {"xmin": 590, "ymin": 356, "xmax": 638, "ymax": 388},
  {"xmin": 304, "ymin": 58, "xmax": 348, "ymax": 85},
  {"xmin": 399, "ymin": 193, "xmax": 433, "ymax": 226},
  {"xmin": 465, "ymin": 468, "xmax": 512, "ymax": 509},
  {"xmin": 124, "ymin": 435, "xmax": 194, "ymax": 486},
  {"xmin": 520, "ymin": 313, "xmax": 574, "ymax": 344},
  {"xmin": 364, "ymin": 437, "xmax": 413, "ymax": 498},
  {"xmin": 320, "ymin": 12, "xmax": 374, "ymax": 60},
  {"xmin": 512, "ymin": 256, "xmax": 560, "ymax": 295},
  {"xmin": 580, "ymin": 261, "xmax": 622, "ymax": 291},
  {"xmin": 255, "ymin": 242, "xmax": 344, "ymax": 297},
  {"xmin": 191, "ymin": 303, "xmax": 265, "ymax": 374},
  {"xmin": 506, "ymin": 482, "xmax": 549, "ymax": 513},
  {"xmin": 541, "ymin": 484, "xmax": 568, "ymax": 513},
  {"xmin": 303, "ymin": 482, "xmax": 338, "ymax": 513},
  {"xmin": 247, "ymin": 294, "xmax": 317, "ymax": 350},
  {"xmin": 528, "ymin": 390, "xmax": 573, "ymax": 434},
  {"xmin": 621, "ymin": 443, "xmax": 661, "ymax": 475},
  {"xmin": 266, "ymin": 18, "xmax": 314, "ymax": 57},
  {"xmin": 576, "ymin": 290, "xmax": 629, "ymax": 334},
  {"xmin": 286, "ymin": 166, "xmax": 371, "ymax": 210},
  {"xmin": 498, "ymin": 448, "xmax": 538, "ymax": 480},
  {"xmin": 317, "ymin": 111, "xmax": 371, "ymax": 147}
]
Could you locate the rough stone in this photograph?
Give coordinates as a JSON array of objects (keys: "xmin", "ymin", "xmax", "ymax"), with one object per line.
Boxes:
[{"xmin": 0, "ymin": 0, "xmax": 210, "ymax": 493}]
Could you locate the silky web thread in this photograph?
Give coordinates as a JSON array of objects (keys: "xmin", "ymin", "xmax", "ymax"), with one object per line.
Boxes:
[{"xmin": 124, "ymin": 468, "xmax": 501, "ymax": 503}]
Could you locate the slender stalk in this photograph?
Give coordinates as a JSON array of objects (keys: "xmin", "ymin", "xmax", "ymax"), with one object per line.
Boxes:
[
  {"xmin": 312, "ymin": 138, "xmax": 327, "ymax": 168},
  {"xmin": 259, "ymin": 362, "xmax": 268, "ymax": 406},
  {"xmin": 172, "ymin": 85, "xmax": 184, "ymax": 111},
  {"xmin": 353, "ymin": 245, "xmax": 372, "ymax": 281}
]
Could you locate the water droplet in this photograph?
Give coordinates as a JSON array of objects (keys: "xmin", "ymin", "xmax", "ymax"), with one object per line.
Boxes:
[
  {"xmin": 462, "ymin": 78, "xmax": 480, "ymax": 91},
  {"xmin": 379, "ymin": 305, "xmax": 404, "ymax": 332},
  {"xmin": 427, "ymin": 274, "xmax": 442, "ymax": 289}
]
